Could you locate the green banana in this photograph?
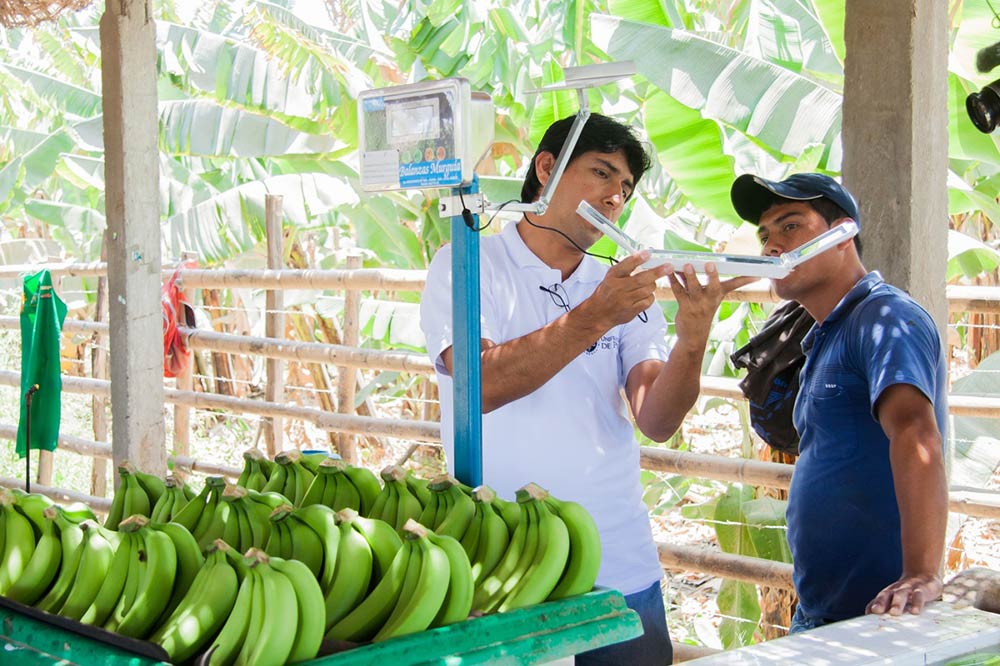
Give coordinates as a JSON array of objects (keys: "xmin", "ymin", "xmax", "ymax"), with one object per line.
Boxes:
[
  {"xmin": 151, "ymin": 476, "xmax": 189, "ymax": 523},
  {"xmin": 337, "ymin": 508, "xmax": 402, "ymax": 583},
  {"xmin": 0, "ymin": 493, "xmax": 38, "ymax": 594},
  {"xmin": 470, "ymin": 490, "xmax": 511, "ymax": 586},
  {"xmin": 373, "ymin": 522, "xmax": 450, "ymax": 642},
  {"xmin": 270, "ymin": 556, "xmax": 324, "ymax": 663},
  {"xmin": 544, "ymin": 495, "xmax": 602, "ymax": 600},
  {"xmin": 286, "ymin": 513, "xmax": 324, "ymax": 578},
  {"xmin": 323, "ymin": 520, "xmax": 373, "ymax": 631},
  {"xmin": 104, "ymin": 469, "xmax": 128, "ymax": 530},
  {"xmin": 300, "ymin": 470, "xmax": 328, "ymax": 507},
  {"xmin": 5, "ymin": 507, "xmax": 62, "ymax": 605},
  {"xmin": 427, "ymin": 530, "xmax": 474, "ymax": 627},
  {"xmin": 299, "ymin": 451, "xmax": 330, "ymax": 473},
  {"xmin": 104, "ymin": 531, "xmax": 141, "ymax": 633},
  {"xmin": 116, "ymin": 518, "xmax": 178, "ymax": 638},
  {"xmin": 170, "ymin": 481, "xmax": 210, "ymax": 532},
  {"xmin": 404, "ymin": 472, "xmax": 431, "ymax": 508},
  {"xmin": 57, "ymin": 521, "xmax": 115, "ymax": 620},
  {"xmin": 10, "ymin": 490, "xmax": 54, "ymax": 531},
  {"xmin": 343, "ymin": 465, "xmax": 381, "ymax": 515},
  {"xmin": 207, "ymin": 560, "xmax": 255, "ymax": 666},
  {"xmin": 332, "ymin": 473, "xmax": 362, "ymax": 513},
  {"xmin": 435, "ymin": 483, "xmax": 476, "ymax": 540},
  {"xmin": 35, "ymin": 512, "xmax": 86, "ymax": 612},
  {"xmin": 80, "ymin": 530, "xmax": 134, "ymax": 626},
  {"xmin": 494, "ymin": 496, "xmax": 522, "ymax": 535},
  {"xmin": 235, "ymin": 551, "xmax": 284, "ymax": 665},
  {"xmin": 416, "ymin": 489, "xmax": 441, "ymax": 529},
  {"xmin": 192, "ymin": 478, "xmax": 226, "ymax": 545},
  {"xmin": 149, "ymin": 544, "xmax": 239, "ymax": 663},
  {"xmin": 292, "ymin": 504, "xmax": 340, "ymax": 593},
  {"xmin": 380, "ymin": 481, "xmax": 400, "ymax": 529},
  {"xmin": 459, "ymin": 501, "xmax": 484, "ymax": 561},
  {"xmin": 498, "ymin": 495, "xmax": 570, "ymax": 611},
  {"xmin": 326, "ymin": 536, "xmax": 412, "ymax": 643},
  {"xmin": 260, "ymin": 461, "xmax": 288, "ymax": 496},
  {"xmin": 133, "ymin": 467, "xmax": 166, "ymax": 506},
  {"xmin": 119, "ymin": 463, "xmax": 152, "ymax": 521},
  {"xmin": 152, "ymin": 520, "xmax": 205, "ymax": 619}
]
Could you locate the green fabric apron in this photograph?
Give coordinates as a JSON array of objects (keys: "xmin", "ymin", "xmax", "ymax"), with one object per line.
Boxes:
[{"xmin": 16, "ymin": 269, "xmax": 67, "ymax": 457}]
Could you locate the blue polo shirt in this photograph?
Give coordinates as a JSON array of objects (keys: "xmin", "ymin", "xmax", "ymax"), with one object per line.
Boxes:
[{"xmin": 787, "ymin": 272, "xmax": 948, "ymax": 621}]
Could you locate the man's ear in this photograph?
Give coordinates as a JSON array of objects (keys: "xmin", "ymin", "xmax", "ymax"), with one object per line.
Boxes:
[{"xmin": 535, "ymin": 151, "xmax": 557, "ymax": 187}]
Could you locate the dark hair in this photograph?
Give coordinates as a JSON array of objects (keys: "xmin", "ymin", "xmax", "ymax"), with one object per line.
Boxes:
[
  {"xmin": 760, "ymin": 196, "xmax": 863, "ymax": 257},
  {"xmin": 520, "ymin": 113, "xmax": 651, "ymax": 203}
]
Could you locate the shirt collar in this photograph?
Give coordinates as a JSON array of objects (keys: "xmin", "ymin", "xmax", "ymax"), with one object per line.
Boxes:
[
  {"xmin": 801, "ymin": 271, "xmax": 883, "ymax": 351},
  {"xmin": 500, "ymin": 220, "xmax": 607, "ymax": 284}
]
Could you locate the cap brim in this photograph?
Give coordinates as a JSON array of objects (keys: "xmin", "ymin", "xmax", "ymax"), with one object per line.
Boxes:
[{"xmin": 731, "ymin": 174, "xmax": 823, "ymax": 224}]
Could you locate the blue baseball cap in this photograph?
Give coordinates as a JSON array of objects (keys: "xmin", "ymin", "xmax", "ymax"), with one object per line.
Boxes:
[{"xmin": 731, "ymin": 173, "xmax": 860, "ymax": 226}]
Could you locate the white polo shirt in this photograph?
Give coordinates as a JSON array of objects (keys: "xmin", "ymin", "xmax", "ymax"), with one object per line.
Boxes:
[{"xmin": 420, "ymin": 220, "xmax": 669, "ymax": 595}]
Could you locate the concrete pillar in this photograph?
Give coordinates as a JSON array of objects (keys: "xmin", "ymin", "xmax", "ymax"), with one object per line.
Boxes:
[
  {"xmin": 842, "ymin": 0, "xmax": 949, "ymax": 332},
  {"xmin": 101, "ymin": 0, "xmax": 166, "ymax": 477}
]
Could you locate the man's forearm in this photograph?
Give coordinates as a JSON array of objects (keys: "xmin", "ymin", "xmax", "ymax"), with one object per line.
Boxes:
[
  {"xmin": 477, "ymin": 306, "xmax": 609, "ymax": 412},
  {"xmin": 890, "ymin": 428, "xmax": 947, "ymax": 577},
  {"xmin": 633, "ymin": 336, "xmax": 707, "ymax": 441}
]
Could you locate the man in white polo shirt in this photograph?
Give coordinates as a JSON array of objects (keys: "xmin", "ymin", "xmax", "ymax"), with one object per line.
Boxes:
[{"xmin": 421, "ymin": 114, "xmax": 751, "ymax": 665}]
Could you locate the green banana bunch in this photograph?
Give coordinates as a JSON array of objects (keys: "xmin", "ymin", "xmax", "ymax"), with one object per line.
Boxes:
[
  {"xmin": 543, "ymin": 495, "xmax": 602, "ymax": 600},
  {"xmin": 336, "ymin": 508, "xmax": 402, "ymax": 583},
  {"xmin": 326, "ymin": 528, "xmax": 412, "ymax": 643},
  {"xmin": 264, "ymin": 449, "xmax": 315, "ymax": 506},
  {"xmin": 300, "ymin": 458, "xmax": 380, "ymax": 514},
  {"xmin": 149, "ymin": 476, "xmax": 191, "ymax": 523},
  {"xmin": 426, "ymin": 530, "xmax": 474, "ymax": 627},
  {"xmin": 35, "ymin": 509, "xmax": 87, "ymax": 612},
  {"xmin": 236, "ymin": 448, "xmax": 271, "ymax": 491},
  {"xmin": 208, "ymin": 549, "xmax": 305, "ymax": 666},
  {"xmin": 372, "ymin": 520, "xmax": 450, "ymax": 642},
  {"xmin": 148, "ymin": 540, "xmax": 240, "ymax": 663},
  {"xmin": 266, "ymin": 504, "xmax": 324, "ymax": 578},
  {"xmin": 5, "ymin": 505, "xmax": 61, "ymax": 605},
  {"xmin": 55, "ymin": 520, "xmax": 117, "ymax": 620},
  {"xmin": 370, "ymin": 466, "xmax": 423, "ymax": 535},
  {"xmin": 8, "ymin": 489, "xmax": 53, "ymax": 531},
  {"xmin": 497, "ymin": 488, "xmax": 570, "ymax": 611},
  {"xmin": 179, "ymin": 476, "xmax": 225, "ymax": 546},
  {"xmin": 105, "ymin": 462, "xmax": 156, "ymax": 529},
  {"xmin": 0, "ymin": 490, "xmax": 38, "ymax": 595},
  {"xmin": 81, "ymin": 525, "xmax": 134, "ymax": 627},
  {"xmin": 111, "ymin": 515, "xmax": 179, "ymax": 638},
  {"xmin": 463, "ymin": 486, "xmax": 511, "ymax": 586}
]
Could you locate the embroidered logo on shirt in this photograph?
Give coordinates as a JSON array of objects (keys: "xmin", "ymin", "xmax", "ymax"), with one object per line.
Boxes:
[{"xmin": 585, "ymin": 335, "xmax": 619, "ymax": 356}]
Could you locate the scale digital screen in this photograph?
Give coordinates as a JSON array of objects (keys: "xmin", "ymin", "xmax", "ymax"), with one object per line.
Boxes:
[{"xmin": 359, "ymin": 80, "xmax": 467, "ymax": 191}]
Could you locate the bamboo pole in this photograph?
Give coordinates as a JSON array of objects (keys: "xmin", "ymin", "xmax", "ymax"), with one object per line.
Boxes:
[
  {"xmin": 264, "ymin": 194, "xmax": 285, "ymax": 457},
  {"xmin": 657, "ymin": 542, "xmax": 795, "ymax": 590},
  {"xmin": 641, "ymin": 447, "xmax": 794, "ymax": 489},
  {"xmin": 90, "ymin": 231, "xmax": 110, "ymax": 497},
  {"xmin": 0, "ymin": 477, "xmax": 111, "ymax": 512},
  {"xmin": 337, "ymin": 252, "xmax": 362, "ymax": 463}
]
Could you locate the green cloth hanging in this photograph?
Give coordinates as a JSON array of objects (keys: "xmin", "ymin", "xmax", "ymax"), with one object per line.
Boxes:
[{"xmin": 16, "ymin": 269, "xmax": 67, "ymax": 458}]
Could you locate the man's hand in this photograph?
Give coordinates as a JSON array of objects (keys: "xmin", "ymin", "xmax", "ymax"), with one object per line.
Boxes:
[
  {"xmin": 580, "ymin": 251, "xmax": 670, "ymax": 328},
  {"xmin": 866, "ymin": 573, "xmax": 942, "ymax": 615},
  {"xmin": 667, "ymin": 263, "xmax": 756, "ymax": 348}
]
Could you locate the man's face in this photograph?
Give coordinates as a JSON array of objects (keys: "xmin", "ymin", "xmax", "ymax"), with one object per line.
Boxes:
[
  {"xmin": 541, "ymin": 149, "xmax": 636, "ymax": 247},
  {"xmin": 756, "ymin": 201, "xmax": 833, "ymax": 300}
]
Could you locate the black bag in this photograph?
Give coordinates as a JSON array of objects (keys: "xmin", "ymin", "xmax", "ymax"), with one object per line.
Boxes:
[{"xmin": 730, "ymin": 301, "xmax": 814, "ymax": 455}]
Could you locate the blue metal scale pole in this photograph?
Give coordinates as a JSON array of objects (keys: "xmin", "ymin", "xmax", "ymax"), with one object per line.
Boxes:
[{"xmin": 450, "ymin": 178, "xmax": 483, "ymax": 488}]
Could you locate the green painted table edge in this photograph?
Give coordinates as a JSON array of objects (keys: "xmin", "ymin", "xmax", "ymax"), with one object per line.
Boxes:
[
  {"xmin": 304, "ymin": 587, "xmax": 643, "ymax": 665},
  {"xmin": 0, "ymin": 607, "xmax": 168, "ymax": 666}
]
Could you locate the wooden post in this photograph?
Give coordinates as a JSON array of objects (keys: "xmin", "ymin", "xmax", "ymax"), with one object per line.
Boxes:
[
  {"xmin": 91, "ymin": 231, "xmax": 110, "ymax": 497},
  {"xmin": 264, "ymin": 195, "xmax": 285, "ymax": 456},
  {"xmin": 101, "ymin": 0, "xmax": 166, "ymax": 476},
  {"xmin": 337, "ymin": 252, "xmax": 362, "ymax": 463},
  {"xmin": 172, "ymin": 252, "xmax": 197, "ymax": 479}
]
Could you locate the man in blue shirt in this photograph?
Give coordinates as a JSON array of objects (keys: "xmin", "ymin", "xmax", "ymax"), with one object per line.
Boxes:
[{"xmin": 730, "ymin": 173, "xmax": 949, "ymax": 632}]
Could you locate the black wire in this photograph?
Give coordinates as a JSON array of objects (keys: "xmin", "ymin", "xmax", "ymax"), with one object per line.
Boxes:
[{"xmin": 459, "ymin": 193, "xmax": 520, "ymax": 232}]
